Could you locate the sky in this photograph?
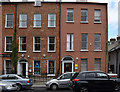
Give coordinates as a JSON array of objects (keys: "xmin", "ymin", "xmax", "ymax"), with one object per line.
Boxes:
[{"xmin": 9, "ymin": 0, "xmax": 120, "ymax": 40}]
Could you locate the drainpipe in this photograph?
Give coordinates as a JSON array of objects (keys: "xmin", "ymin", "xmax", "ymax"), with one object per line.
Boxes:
[
  {"xmin": 58, "ymin": 0, "xmax": 61, "ymax": 77},
  {"xmin": 116, "ymin": 50, "xmax": 119, "ymax": 76}
]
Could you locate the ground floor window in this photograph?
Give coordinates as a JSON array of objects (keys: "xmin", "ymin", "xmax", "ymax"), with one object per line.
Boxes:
[
  {"xmin": 48, "ymin": 60, "xmax": 55, "ymax": 74},
  {"xmin": 5, "ymin": 60, "xmax": 12, "ymax": 74},
  {"xmin": 34, "ymin": 60, "xmax": 40, "ymax": 75},
  {"xmin": 81, "ymin": 58, "xmax": 88, "ymax": 71},
  {"xmin": 94, "ymin": 58, "xmax": 101, "ymax": 70}
]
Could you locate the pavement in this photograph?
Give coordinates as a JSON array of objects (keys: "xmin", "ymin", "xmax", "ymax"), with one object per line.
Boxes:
[{"xmin": 32, "ymin": 84, "xmax": 46, "ymax": 88}]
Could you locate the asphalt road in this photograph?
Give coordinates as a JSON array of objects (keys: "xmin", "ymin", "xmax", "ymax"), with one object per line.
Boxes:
[{"xmin": 15, "ymin": 88, "xmax": 73, "ymax": 92}]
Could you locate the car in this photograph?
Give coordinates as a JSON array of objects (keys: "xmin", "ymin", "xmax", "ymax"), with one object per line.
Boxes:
[
  {"xmin": 71, "ymin": 71, "xmax": 120, "ymax": 92},
  {"xmin": 0, "ymin": 74, "xmax": 33, "ymax": 91},
  {"xmin": 46, "ymin": 72, "xmax": 75, "ymax": 90},
  {"xmin": 0, "ymin": 81, "xmax": 17, "ymax": 91}
]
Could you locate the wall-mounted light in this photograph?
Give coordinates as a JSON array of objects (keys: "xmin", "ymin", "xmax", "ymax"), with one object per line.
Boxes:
[
  {"xmin": 76, "ymin": 57, "xmax": 78, "ymax": 60},
  {"xmin": 21, "ymin": 54, "xmax": 24, "ymax": 58},
  {"xmin": 28, "ymin": 55, "xmax": 30, "ymax": 58},
  {"xmin": 43, "ymin": 54, "xmax": 46, "ymax": 58}
]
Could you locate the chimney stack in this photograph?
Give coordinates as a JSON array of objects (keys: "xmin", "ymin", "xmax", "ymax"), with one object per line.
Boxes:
[
  {"xmin": 117, "ymin": 36, "xmax": 120, "ymax": 41},
  {"xmin": 110, "ymin": 38, "xmax": 116, "ymax": 44}
]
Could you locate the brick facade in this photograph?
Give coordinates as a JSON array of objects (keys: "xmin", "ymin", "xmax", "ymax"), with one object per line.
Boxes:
[{"xmin": 0, "ymin": 1, "xmax": 108, "ymax": 77}]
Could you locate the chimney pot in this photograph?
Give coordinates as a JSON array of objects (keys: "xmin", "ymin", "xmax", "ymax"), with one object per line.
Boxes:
[{"xmin": 110, "ymin": 38, "xmax": 116, "ymax": 44}]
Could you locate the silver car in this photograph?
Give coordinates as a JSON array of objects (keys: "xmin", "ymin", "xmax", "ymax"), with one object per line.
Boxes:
[
  {"xmin": 0, "ymin": 81, "xmax": 17, "ymax": 91},
  {"xmin": 0, "ymin": 74, "xmax": 33, "ymax": 91},
  {"xmin": 46, "ymin": 72, "xmax": 75, "ymax": 90}
]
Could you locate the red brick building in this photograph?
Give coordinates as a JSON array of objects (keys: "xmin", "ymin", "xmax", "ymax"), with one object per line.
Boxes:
[
  {"xmin": 60, "ymin": 2, "xmax": 108, "ymax": 73},
  {"xmin": 1, "ymin": 1, "xmax": 60, "ymax": 77},
  {"xmin": 0, "ymin": 1, "xmax": 108, "ymax": 77}
]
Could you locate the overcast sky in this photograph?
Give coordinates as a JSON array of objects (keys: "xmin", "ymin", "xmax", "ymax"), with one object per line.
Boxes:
[{"xmin": 9, "ymin": 0, "xmax": 120, "ymax": 40}]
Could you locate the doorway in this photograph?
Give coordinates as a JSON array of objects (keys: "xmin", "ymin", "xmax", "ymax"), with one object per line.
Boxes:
[
  {"xmin": 64, "ymin": 63, "xmax": 72, "ymax": 72},
  {"xmin": 22, "ymin": 63, "xmax": 26, "ymax": 77}
]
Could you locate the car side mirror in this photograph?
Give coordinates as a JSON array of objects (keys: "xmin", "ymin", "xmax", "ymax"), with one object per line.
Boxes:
[{"xmin": 108, "ymin": 76, "xmax": 111, "ymax": 79}]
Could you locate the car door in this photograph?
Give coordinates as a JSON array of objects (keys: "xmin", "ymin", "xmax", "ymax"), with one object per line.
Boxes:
[
  {"xmin": 94, "ymin": 72, "xmax": 116, "ymax": 91},
  {"xmin": 58, "ymin": 73, "xmax": 72, "ymax": 88}
]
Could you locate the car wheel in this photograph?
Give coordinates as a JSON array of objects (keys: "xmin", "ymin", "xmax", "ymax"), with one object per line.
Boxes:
[
  {"xmin": 51, "ymin": 84, "xmax": 58, "ymax": 90},
  {"xmin": 15, "ymin": 84, "xmax": 22, "ymax": 91},
  {"xmin": 80, "ymin": 86, "xmax": 88, "ymax": 92}
]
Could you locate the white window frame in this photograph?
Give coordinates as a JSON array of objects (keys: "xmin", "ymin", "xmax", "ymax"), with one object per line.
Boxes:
[
  {"xmin": 19, "ymin": 14, "xmax": 27, "ymax": 28},
  {"xmin": 5, "ymin": 14, "xmax": 13, "ymax": 28},
  {"xmin": 48, "ymin": 36, "xmax": 56, "ymax": 52},
  {"xmin": 47, "ymin": 60, "xmax": 56, "ymax": 76},
  {"xmin": 94, "ymin": 9, "xmax": 101, "ymax": 23},
  {"xmin": 66, "ymin": 9, "xmax": 74, "ymax": 22},
  {"xmin": 66, "ymin": 34, "xmax": 74, "ymax": 51},
  {"xmin": 33, "ymin": 14, "xmax": 41, "ymax": 27},
  {"xmin": 33, "ymin": 60, "xmax": 40, "ymax": 75},
  {"xmin": 48, "ymin": 14, "xmax": 56, "ymax": 27},
  {"xmin": 33, "ymin": 36, "xmax": 41, "ymax": 52},
  {"xmin": 81, "ymin": 9, "xmax": 88, "ymax": 23},
  {"xmin": 5, "ymin": 36, "xmax": 12, "ymax": 52},
  {"xmin": 94, "ymin": 34, "xmax": 101, "ymax": 51},
  {"xmin": 4, "ymin": 60, "xmax": 12, "ymax": 74},
  {"xmin": 19, "ymin": 36, "xmax": 26, "ymax": 52},
  {"xmin": 81, "ymin": 33, "xmax": 88, "ymax": 51}
]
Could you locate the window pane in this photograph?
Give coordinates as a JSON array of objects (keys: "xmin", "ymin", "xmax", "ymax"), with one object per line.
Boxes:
[
  {"xmin": 34, "ymin": 14, "xmax": 41, "ymax": 27},
  {"xmin": 34, "ymin": 61, "xmax": 40, "ymax": 74},
  {"xmin": 6, "ymin": 60, "xmax": 12, "ymax": 74},
  {"xmin": 94, "ymin": 58, "xmax": 101, "ymax": 70},
  {"xmin": 6, "ymin": 14, "xmax": 13, "ymax": 27},
  {"xmin": 6, "ymin": 37, "xmax": 12, "ymax": 51},
  {"xmin": 94, "ymin": 34, "xmax": 101, "ymax": 50},
  {"xmin": 67, "ymin": 34, "xmax": 73, "ymax": 50},
  {"xmin": 94, "ymin": 10, "xmax": 101, "ymax": 22},
  {"xmin": 81, "ymin": 59, "xmax": 87, "ymax": 71},
  {"xmin": 20, "ymin": 37, "xmax": 26, "ymax": 51},
  {"xmin": 48, "ymin": 60, "xmax": 55, "ymax": 74},
  {"xmin": 48, "ymin": 14, "xmax": 56, "ymax": 27},
  {"xmin": 81, "ymin": 34, "xmax": 87, "ymax": 50},
  {"xmin": 48, "ymin": 37, "xmax": 55, "ymax": 51},
  {"xmin": 81, "ymin": 9, "xmax": 87, "ymax": 21},
  {"xmin": 19, "ymin": 14, "xmax": 27, "ymax": 27},
  {"xmin": 67, "ymin": 9, "xmax": 73, "ymax": 21}
]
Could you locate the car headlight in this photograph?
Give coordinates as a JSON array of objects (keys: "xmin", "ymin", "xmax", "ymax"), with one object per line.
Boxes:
[{"xmin": 5, "ymin": 85, "xmax": 12, "ymax": 89}]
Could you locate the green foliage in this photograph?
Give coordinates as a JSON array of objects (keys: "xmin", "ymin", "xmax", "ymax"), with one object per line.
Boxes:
[{"xmin": 11, "ymin": 33, "xmax": 18, "ymax": 74}]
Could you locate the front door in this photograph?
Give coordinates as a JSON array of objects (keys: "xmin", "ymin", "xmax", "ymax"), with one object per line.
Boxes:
[
  {"xmin": 64, "ymin": 63, "xmax": 72, "ymax": 73},
  {"xmin": 22, "ymin": 63, "xmax": 26, "ymax": 77}
]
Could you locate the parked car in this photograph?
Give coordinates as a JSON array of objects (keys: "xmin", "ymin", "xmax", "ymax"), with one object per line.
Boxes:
[
  {"xmin": 0, "ymin": 74, "xmax": 33, "ymax": 91},
  {"xmin": 46, "ymin": 72, "xmax": 75, "ymax": 90},
  {"xmin": 0, "ymin": 81, "xmax": 17, "ymax": 91},
  {"xmin": 71, "ymin": 71, "xmax": 120, "ymax": 92}
]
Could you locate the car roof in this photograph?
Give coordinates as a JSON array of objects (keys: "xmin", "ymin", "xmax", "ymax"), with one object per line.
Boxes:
[{"xmin": 80, "ymin": 71, "xmax": 105, "ymax": 74}]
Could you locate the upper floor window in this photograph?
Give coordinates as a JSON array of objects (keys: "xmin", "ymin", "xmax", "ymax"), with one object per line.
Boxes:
[
  {"xmin": 5, "ymin": 36, "xmax": 12, "ymax": 52},
  {"xmin": 67, "ymin": 9, "xmax": 74, "ymax": 22},
  {"xmin": 48, "ymin": 14, "xmax": 56, "ymax": 27},
  {"xmin": 34, "ymin": 1, "xmax": 41, "ymax": 6},
  {"xmin": 94, "ymin": 9, "xmax": 101, "ymax": 22},
  {"xmin": 19, "ymin": 14, "xmax": 27, "ymax": 28},
  {"xmin": 19, "ymin": 37, "xmax": 26, "ymax": 52},
  {"xmin": 67, "ymin": 34, "xmax": 74, "ymax": 51},
  {"xmin": 34, "ymin": 14, "xmax": 41, "ymax": 27},
  {"xmin": 94, "ymin": 34, "xmax": 101, "ymax": 50},
  {"xmin": 94, "ymin": 58, "xmax": 101, "ymax": 70},
  {"xmin": 33, "ymin": 37, "xmax": 41, "ymax": 52},
  {"xmin": 5, "ymin": 14, "xmax": 13, "ymax": 28},
  {"xmin": 48, "ymin": 37, "xmax": 56, "ymax": 52},
  {"xmin": 81, "ymin": 58, "xmax": 88, "ymax": 71},
  {"xmin": 81, "ymin": 34, "xmax": 88, "ymax": 50},
  {"xmin": 81, "ymin": 9, "xmax": 87, "ymax": 22}
]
